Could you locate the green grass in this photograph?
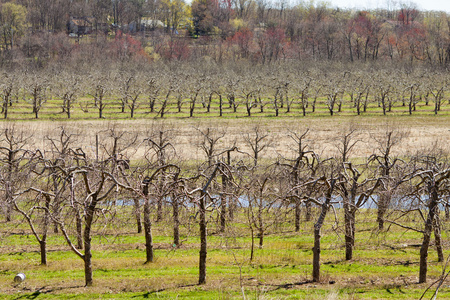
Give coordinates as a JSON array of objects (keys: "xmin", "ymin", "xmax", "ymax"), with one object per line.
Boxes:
[
  {"xmin": 1, "ymin": 208, "xmax": 449, "ymax": 299},
  {"xmin": 2, "ymin": 95, "xmax": 449, "ymax": 121}
]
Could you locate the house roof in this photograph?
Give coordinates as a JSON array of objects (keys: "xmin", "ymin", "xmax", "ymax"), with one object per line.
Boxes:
[
  {"xmin": 71, "ymin": 17, "xmax": 95, "ymax": 27},
  {"xmin": 141, "ymin": 19, "xmax": 165, "ymax": 28}
]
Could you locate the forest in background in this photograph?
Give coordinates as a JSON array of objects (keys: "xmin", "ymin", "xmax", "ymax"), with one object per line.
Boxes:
[{"xmin": 1, "ymin": 0, "xmax": 450, "ymax": 67}]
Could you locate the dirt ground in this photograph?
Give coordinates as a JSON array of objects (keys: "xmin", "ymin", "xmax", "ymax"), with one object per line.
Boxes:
[{"xmin": 5, "ymin": 116, "xmax": 449, "ymax": 161}]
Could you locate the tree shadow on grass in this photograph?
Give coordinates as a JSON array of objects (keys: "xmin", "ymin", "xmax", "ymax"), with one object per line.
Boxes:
[
  {"xmin": 262, "ymin": 280, "xmax": 313, "ymax": 292},
  {"xmin": 13, "ymin": 287, "xmax": 46, "ymax": 300},
  {"xmin": 13, "ymin": 285, "xmax": 85, "ymax": 299},
  {"xmin": 132, "ymin": 283, "xmax": 198, "ymax": 298}
]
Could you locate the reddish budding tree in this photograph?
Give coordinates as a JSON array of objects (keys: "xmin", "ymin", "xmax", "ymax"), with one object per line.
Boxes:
[
  {"xmin": 257, "ymin": 27, "xmax": 286, "ymax": 64},
  {"xmin": 231, "ymin": 27, "xmax": 253, "ymax": 59}
]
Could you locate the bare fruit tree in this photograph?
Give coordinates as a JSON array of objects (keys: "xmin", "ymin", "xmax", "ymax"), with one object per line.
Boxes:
[
  {"xmin": 0, "ymin": 125, "xmax": 33, "ymax": 221},
  {"xmin": 369, "ymin": 125, "xmax": 409, "ymax": 230},
  {"xmin": 22, "ymin": 73, "xmax": 49, "ymax": 119},
  {"xmin": 55, "ymin": 73, "xmax": 80, "ymax": 119},
  {"xmin": 0, "ymin": 73, "xmax": 16, "ymax": 119}
]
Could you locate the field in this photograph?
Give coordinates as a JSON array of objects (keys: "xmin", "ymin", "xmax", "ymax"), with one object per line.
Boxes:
[
  {"xmin": 3, "ymin": 93, "xmax": 450, "ymax": 121},
  {"xmin": 13, "ymin": 114, "xmax": 450, "ymax": 159},
  {"xmin": 1, "ymin": 206, "xmax": 450, "ymax": 300},
  {"xmin": 0, "ymin": 113, "xmax": 449, "ymax": 299}
]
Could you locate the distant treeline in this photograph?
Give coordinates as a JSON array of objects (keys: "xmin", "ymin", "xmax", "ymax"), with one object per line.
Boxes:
[{"xmin": 1, "ymin": 0, "xmax": 450, "ymax": 66}]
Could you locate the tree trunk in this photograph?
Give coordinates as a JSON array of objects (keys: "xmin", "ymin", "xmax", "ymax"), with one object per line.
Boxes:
[
  {"xmin": 228, "ymin": 196, "xmax": 235, "ymax": 221},
  {"xmin": 133, "ymin": 198, "xmax": 142, "ymax": 234},
  {"xmin": 250, "ymin": 224, "xmax": 254, "ymax": 262},
  {"xmin": 83, "ymin": 200, "xmax": 96, "ymax": 287},
  {"xmin": 3, "ymin": 101, "xmax": 8, "ymax": 119},
  {"xmin": 220, "ymin": 196, "xmax": 227, "ymax": 232},
  {"xmin": 173, "ymin": 195, "xmax": 180, "ymax": 246},
  {"xmin": 419, "ymin": 226, "xmax": 431, "ymax": 284},
  {"xmin": 445, "ymin": 201, "xmax": 450, "ymax": 220},
  {"xmin": 377, "ymin": 194, "xmax": 389, "ymax": 230},
  {"xmin": 76, "ymin": 209, "xmax": 83, "ymax": 250},
  {"xmin": 83, "ymin": 241, "xmax": 93, "ymax": 287},
  {"xmin": 40, "ymin": 240, "xmax": 47, "ymax": 265},
  {"xmin": 199, "ymin": 191, "xmax": 207, "ymax": 284},
  {"xmin": 433, "ymin": 215, "xmax": 444, "ymax": 263},
  {"xmin": 40, "ymin": 197, "xmax": 50, "ymax": 265},
  {"xmin": 156, "ymin": 196, "xmax": 163, "ymax": 222},
  {"xmin": 295, "ymin": 201, "xmax": 301, "ymax": 232},
  {"xmin": 143, "ymin": 198, "xmax": 154, "ymax": 263},
  {"xmin": 5, "ymin": 200, "xmax": 12, "ymax": 222},
  {"xmin": 190, "ymin": 103, "xmax": 195, "ymax": 117},
  {"xmin": 312, "ymin": 180, "xmax": 334, "ymax": 282},
  {"xmin": 258, "ymin": 228, "xmax": 264, "ymax": 248},
  {"xmin": 419, "ymin": 185, "xmax": 439, "ymax": 283},
  {"xmin": 305, "ymin": 201, "xmax": 312, "ymax": 222},
  {"xmin": 345, "ymin": 208, "xmax": 356, "ymax": 260},
  {"xmin": 220, "ymin": 171, "xmax": 227, "ymax": 232},
  {"xmin": 313, "ymin": 197, "xmax": 331, "ymax": 282}
]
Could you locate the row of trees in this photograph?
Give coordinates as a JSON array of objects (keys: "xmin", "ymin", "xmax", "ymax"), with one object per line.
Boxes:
[
  {"xmin": 1, "ymin": 62, "xmax": 449, "ymax": 119},
  {"xmin": 1, "ymin": 123, "xmax": 449, "ymax": 286},
  {"xmin": 2, "ymin": 0, "xmax": 450, "ymax": 65}
]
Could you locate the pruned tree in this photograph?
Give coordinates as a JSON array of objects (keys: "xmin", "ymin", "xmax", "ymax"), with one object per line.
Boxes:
[
  {"xmin": 427, "ymin": 74, "xmax": 446, "ymax": 115},
  {"xmin": 333, "ymin": 125, "xmax": 381, "ymax": 260},
  {"xmin": 188, "ymin": 76, "xmax": 204, "ymax": 118},
  {"xmin": 12, "ymin": 147, "xmax": 63, "ymax": 266},
  {"xmin": 56, "ymin": 74, "xmax": 80, "ymax": 119},
  {"xmin": 324, "ymin": 75, "xmax": 344, "ymax": 116},
  {"xmin": 241, "ymin": 78, "xmax": 258, "ymax": 117},
  {"xmin": 296, "ymin": 77, "xmax": 312, "ymax": 117},
  {"xmin": 415, "ymin": 160, "xmax": 449, "ymax": 283},
  {"xmin": 304, "ymin": 158, "xmax": 339, "ymax": 283},
  {"xmin": 242, "ymin": 125, "xmax": 272, "ymax": 167},
  {"xmin": 117, "ymin": 74, "xmax": 143, "ymax": 118},
  {"xmin": 283, "ymin": 128, "xmax": 312, "ymax": 231},
  {"xmin": 144, "ymin": 125, "xmax": 177, "ymax": 223},
  {"xmin": 23, "ymin": 74, "xmax": 49, "ymax": 119},
  {"xmin": 243, "ymin": 164, "xmax": 287, "ymax": 257},
  {"xmin": 56, "ymin": 153, "xmax": 120, "ymax": 287},
  {"xmin": 184, "ymin": 163, "xmax": 223, "ymax": 284},
  {"xmin": 384, "ymin": 146, "xmax": 449, "ymax": 284},
  {"xmin": 196, "ymin": 126, "xmax": 227, "ymax": 167},
  {"xmin": 87, "ymin": 75, "xmax": 111, "ymax": 119},
  {"xmin": 118, "ymin": 74, "xmax": 133, "ymax": 113},
  {"xmin": 146, "ymin": 77, "xmax": 162, "ymax": 114},
  {"xmin": 0, "ymin": 73, "xmax": 16, "ymax": 119},
  {"xmin": 139, "ymin": 164, "xmax": 181, "ymax": 262},
  {"xmin": 369, "ymin": 125, "xmax": 409, "ymax": 230},
  {"xmin": 0, "ymin": 125, "xmax": 33, "ymax": 221},
  {"xmin": 156, "ymin": 77, "xmax": 175, "ymax": 118}
]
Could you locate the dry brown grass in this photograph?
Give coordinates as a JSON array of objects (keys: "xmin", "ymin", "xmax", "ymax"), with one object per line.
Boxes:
[{"xmin": 5, "ymin": 115, "xmax": 449, "ymax": 162}]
